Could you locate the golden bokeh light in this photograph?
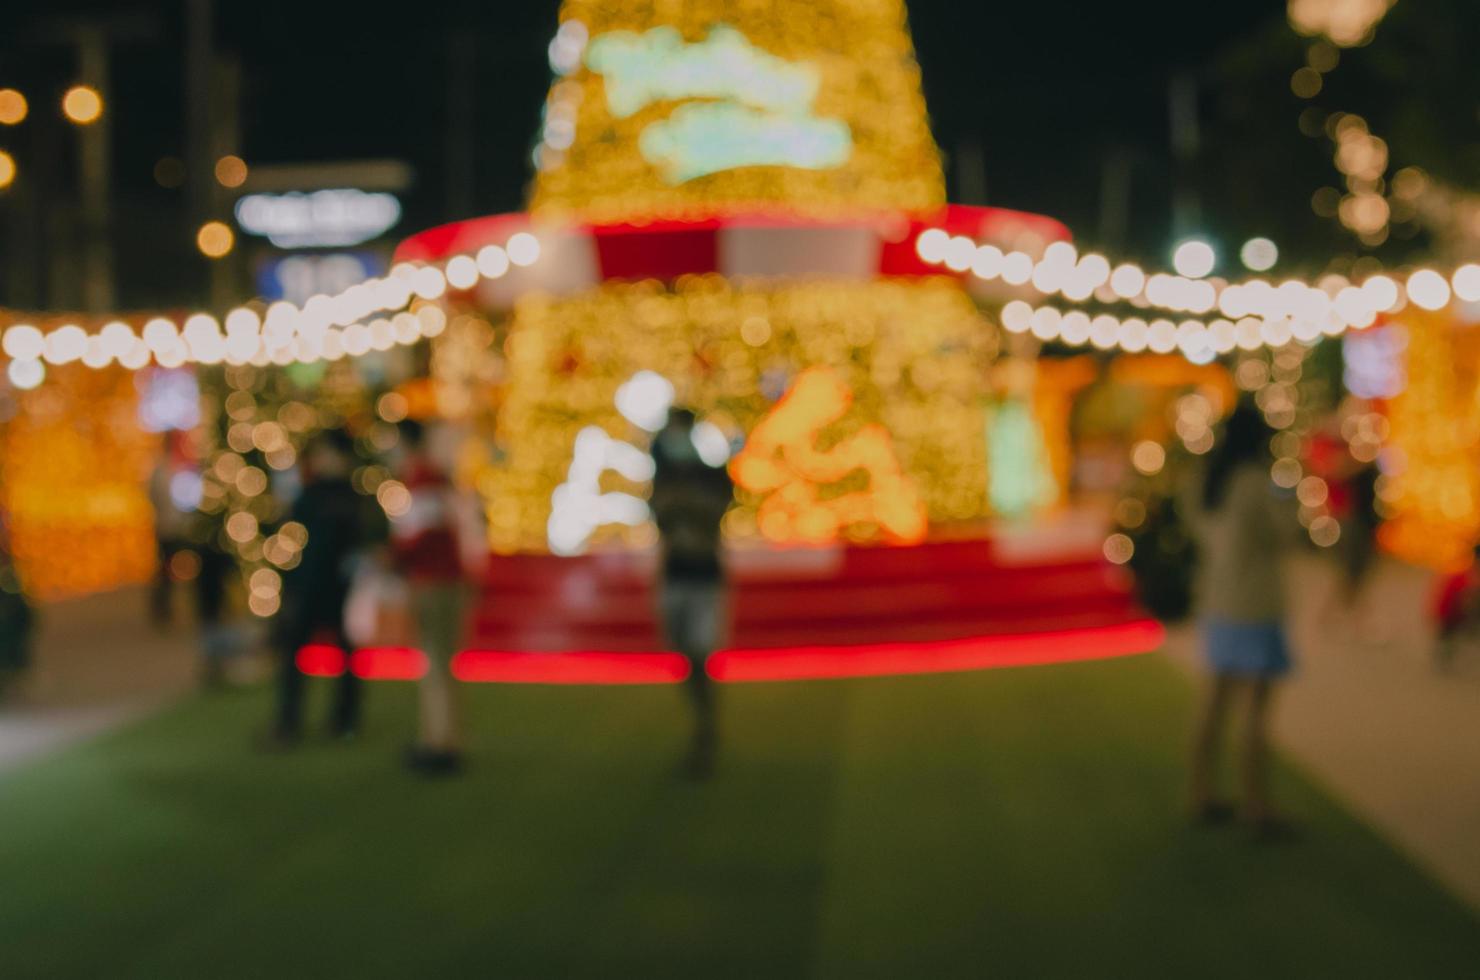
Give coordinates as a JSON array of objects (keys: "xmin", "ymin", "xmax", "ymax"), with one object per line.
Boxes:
[
  {"xmin": 61, "ymin": 85, "xmax": 104, "ymax": 125},
  {"xmin": 376, "ymin": 479, "xmax": 413, "ymax": 518},
  {"xmin": 0, "ymin": 88, "xmax": 28, "ymax": 125},
  {"xmin": 0, "ymin": 150, "xmax": 15, "ymax": 190},
  {"xmin": 376, "ymin": 391, "xmax": 410, "ymax": 423},
  {"xmin": 1290, "ymin": 67, "xmax": 1323, "ymax": 98},
  {"xmin": 214, "ymin": 154, "xmax": 248, "ymax": 188},
  {"xmin": 1130, "ymin": 440, "xmax": 1166, "ymax": 476},
  {"xmin": 196, "ymin": 220, "xmax": 235, "ymax": 259},
  {"xmin": 1288, "ymin": 0, "xmax": 1395, "ymax": 47},
  {"xmin": 1103, "ymin": 533, "xmax": 1134, "ymax": 566}
]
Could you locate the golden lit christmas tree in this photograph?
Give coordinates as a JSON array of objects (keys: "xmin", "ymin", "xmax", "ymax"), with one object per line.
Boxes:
[
  {"xmin": 530, "ymin": 0, "xmax": 945, "ymax": 223},
  {"xmin": 398, "ymin": 0, "xmax": 1074, "ymax": 555}
]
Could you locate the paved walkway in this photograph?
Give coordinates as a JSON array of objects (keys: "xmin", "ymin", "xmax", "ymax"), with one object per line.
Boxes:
[
  {"xmin": 1166, "ymin": 552, "xmax": 1480, "ymax": 910},
  {"xmin": 0, "ymin": 587, "xmax": 200, "ymax": 772}
]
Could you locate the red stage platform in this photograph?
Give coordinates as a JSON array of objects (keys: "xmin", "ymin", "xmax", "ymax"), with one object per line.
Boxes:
[{"xmin": 301, "ymin": 533, "xmax": 1163, "ymax": 684}]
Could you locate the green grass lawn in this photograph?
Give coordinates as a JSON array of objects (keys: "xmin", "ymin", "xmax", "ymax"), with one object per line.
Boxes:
[{"xmin": 1, "ymin": 653, "xmax": 1476, "ymax": 979}]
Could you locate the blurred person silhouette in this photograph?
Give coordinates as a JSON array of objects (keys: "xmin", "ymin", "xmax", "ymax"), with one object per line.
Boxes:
[
  {"xmin": 1183, "ymin": 402, "xmax": 1299, "ymax": 838},
  {"xmin": 1334, "ymin": 459, "xmax": 1380, "ymax": 603},
  {"xmin": 147, "ymin": 432, "xmax": 192, "ymax": 627},
  {"xmin": 650, "ymin": 408, "xmax": 734, "ymax": 779},
  {"xmin": 1431, "ymin": 541, "xmax": 1480, "ymax": 670},
  {"xmin": 267, "ymin": 428, "xmax": 387, "ymax": 747},
  {"xmin": 391, "ymin": 419, "xmax": 485, "ymax": 775},
  {"xmin": 191, "ymin": 527, "xmax": 238, "ymax": 688},
  {"xmin": 0, "ymin": 514, "xmax": 33, "ymax": 703},
  {"xmin": 1329, "ymin": 458, "xmax": 1384, "ymax": 644},
  {"xmin": 1310, "ymin": 423, "xmax": 1383, "ymax": 632}
]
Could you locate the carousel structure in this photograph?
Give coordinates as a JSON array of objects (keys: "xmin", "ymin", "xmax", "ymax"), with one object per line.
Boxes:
[{"xmin": 389, "ymin": 0, "xmax": 1162, "ymax": 682}]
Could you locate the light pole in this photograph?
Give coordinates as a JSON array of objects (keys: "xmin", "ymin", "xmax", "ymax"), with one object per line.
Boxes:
[
  {"xmin": 69, "ymin": 30, "xmax": 113, "ymax": 312},
  {"xmin": 34, "ymin": 12, "xmax": 157, "ymax": 312}
]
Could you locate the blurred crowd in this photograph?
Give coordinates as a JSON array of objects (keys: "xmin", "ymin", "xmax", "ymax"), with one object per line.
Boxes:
[{"xmin": 4, "ymin": 393, "xmax": 1477, "ymax": 821}]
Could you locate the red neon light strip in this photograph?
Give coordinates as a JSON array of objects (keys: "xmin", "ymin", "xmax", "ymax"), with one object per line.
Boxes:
[
  {"xmin": 350, "ymin": 647, "xmax": 428, "ymax": 681},
  {"xmin": 451, "ymin": 651, "xmax": 690, "ymax": 686},
  {"xmin": 706, "ymin": 619, "xmax": 1165, "ymax": 683},
  {"xmin": 297, "ymin": 644, "xmax": 429, "ymax": 681},
  {"xmin": 296, "ymin": 619, "xmax": 1162, "ymax": 685},
  {"xmin": 296, "ymin": 644, "xmax": 347, "ymax": 678}
]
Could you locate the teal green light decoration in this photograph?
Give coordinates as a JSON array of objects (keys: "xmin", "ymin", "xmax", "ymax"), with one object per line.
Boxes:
[
  {"xmin": 987, "ymin": 399, "xmax": 1055, "ymax": 518},
  {"xmin": 285, "ymin": 360, "xmax": 328, "ymax": 389}
]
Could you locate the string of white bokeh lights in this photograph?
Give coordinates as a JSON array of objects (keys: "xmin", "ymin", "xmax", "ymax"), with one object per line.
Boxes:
[
  {"xmin": 914, "ymin": 228, "xmax": 1480, "ymax": 358},
  {"xmin": 5, "ymin": 216, "xmax": 1479, "ymax": 387},
  {"xmin": 0, "ymin": 231, "xmax": 543, "ymax": 390}
]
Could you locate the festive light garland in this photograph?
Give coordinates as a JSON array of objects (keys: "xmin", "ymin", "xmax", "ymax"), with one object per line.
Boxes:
[
  {"xmin": 1289, "ymin": 0, "xmax": 1395, "ymax": 48},
  {"xmin": 0, "ymin": 232, "xmax": 543, "ymax": 389},
  {"xmin": 192, "ymin": 354, "xmax": 417, "ymax": 619},
  {"xmin": 3, "ymin": 216, "xmax": 1475, "ymax": 389},
  {"xmin": 913, "ymin": 228, "xmax": 1480, "ymax": 358}
]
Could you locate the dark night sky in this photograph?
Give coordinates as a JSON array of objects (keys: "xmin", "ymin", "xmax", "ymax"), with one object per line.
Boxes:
[{"xmin": 1, "ymin": 0, "xmax": 1304, "ymax": 305}]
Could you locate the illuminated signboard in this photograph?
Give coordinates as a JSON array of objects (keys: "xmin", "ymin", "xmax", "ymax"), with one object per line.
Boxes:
[{"xmin": 234, "ymin": 188, "xmax": 401, "ymax": 249}]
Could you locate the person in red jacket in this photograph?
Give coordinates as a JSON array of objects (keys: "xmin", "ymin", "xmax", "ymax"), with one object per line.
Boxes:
[
  {"xmin": 391, "ymin": 419, "xmax": 484, "ymax": 774},
  {"xmin": 1432, "ymin": 544, "xmax": 1480, "ymax": 670}
]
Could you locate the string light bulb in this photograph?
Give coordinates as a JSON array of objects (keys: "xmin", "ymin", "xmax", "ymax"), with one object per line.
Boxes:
[
  {"xmin": 1172, "ymin": 240, "xmax": 1217, "ymax": 279},
  {"xmin": 61, "ymin": 85, "xmax": 103, "ymax": 125},
  {"xmin": 196, "ymin": 221, "xmax": 235, "ymax": 259},
  {"xmin": 1406, "ymin": 270, "xmax": 1451, "ymax": 312},
  {"xmin": 0, "ymin": 89, "xmax": 27, "ymax": 126}
]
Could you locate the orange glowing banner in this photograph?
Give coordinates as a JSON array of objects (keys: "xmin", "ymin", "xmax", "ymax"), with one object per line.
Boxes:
[{"xmin": 730, "ymin": 367, "xmax": 927, "ymax": 544}]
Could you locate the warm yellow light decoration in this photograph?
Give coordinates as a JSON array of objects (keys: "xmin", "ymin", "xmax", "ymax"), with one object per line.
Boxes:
[
  {"xmin": 0, "ymin": 231, "xmax": 532, "ymax": 384},
  {"xmin": 530, "ymin": 0, "xmax": 944, "ymax": 223},
  {"xmin": 0, "ymin": 363, "xmax": 156, "ymax": 599},
  {"xmin": 0, "ymin": 150, "xmax": 14, "ymax": 191},
  {"xmin": 194, "ymin": 359, "xmax": 390, "ymax": 617},
  {"xmin": 196, "ymin": 221, "xmax": 235, "ymax": 259},
  {"xmin": 0, "ymin": 89, "xmax": 27, "ymax": 126},
  {"xmin": 1024, "ymin": 356, "xmax": 1099, "ymax": 507},
  {"xmin": 921, "ymin": 230, "xmax": 1398, "ymax": 350},
  {"xmin": 1380, "ymin": 308, "xmax": 1480, "ymax": 570},
  {"xmin": 214, "ymin": 155, "xmax": 248, "ymax": 189},
  {"xmin": 730, "ymin": 367, "xmax": 927, "ymax": 544},
  {"xmin": 1288, "ymin": 0, "xmax": 1395, "ymax": 47},
  {"xmin": 1290, "ymin": 67, "xmax": 1323, "ymax": 99},
  {"xmin": 476, "ymin": 276, "xmax": 994, "ymax": 553},
  {"xmin": 61, "ymin": 85, "xmax": 103, "ymax": 125}
]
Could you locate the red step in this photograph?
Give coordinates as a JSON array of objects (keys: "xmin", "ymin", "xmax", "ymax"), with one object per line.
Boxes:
[{"xmin": 306, "ymin": 536, "xmax": 1162, "ymax": 684}]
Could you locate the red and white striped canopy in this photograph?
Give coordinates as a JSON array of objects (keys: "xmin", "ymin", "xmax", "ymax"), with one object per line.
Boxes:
[{"xmin": 394, "ymin": 204, "xmax": 1070, "ymax": 309}]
